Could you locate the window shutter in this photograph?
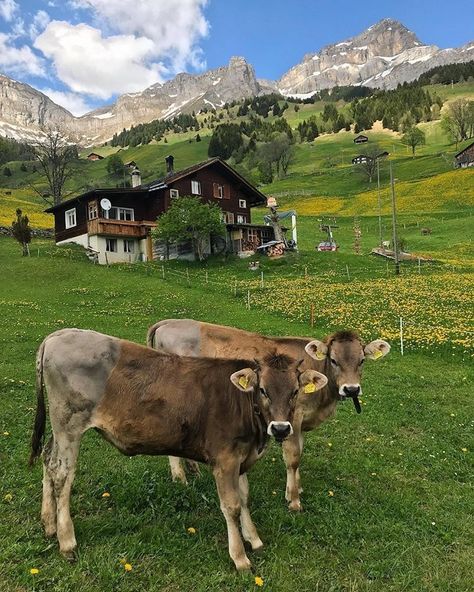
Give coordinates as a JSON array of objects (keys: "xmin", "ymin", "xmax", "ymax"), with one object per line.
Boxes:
[
  {"xmin": 223, "ymin": 184, "xmax": 230, "ymax": 199},
  {"xmin": 213, "ymin": 182, "xmax": 219, "ymax": 198}
]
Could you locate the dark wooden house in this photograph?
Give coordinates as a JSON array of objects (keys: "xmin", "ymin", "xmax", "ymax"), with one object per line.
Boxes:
[
  {"xmin": 45, "ymin": 157, "xmax": 273, "ymax": 264},
  {"xmin": 354, "ymin": 135, "xmax": 369, "ymax": 144},
  {"xmin": 454, "ymin": 141, "xmax": 474, "ymax": 168},
  {"xmin": 87, "ymin": 153, "xmax": 104, "ymax": 161}
]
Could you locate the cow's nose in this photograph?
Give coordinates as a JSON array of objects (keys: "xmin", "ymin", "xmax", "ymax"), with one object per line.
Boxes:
[
  {"xmin": 268, "ymin": 421, "xmax": 292, "ymax": 441},
  {"xmin": 343, "ymin": 385, "xmax": 361, "ymax": 397}
]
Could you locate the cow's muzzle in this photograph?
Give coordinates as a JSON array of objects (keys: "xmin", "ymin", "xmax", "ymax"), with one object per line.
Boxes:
[
  {"xmin": 339, "ymin": 384, "xmax": 362, "ymax": 414},
  {"xmin": 268, "ymin": 421, "xmax": 293, "ymax": 442}
]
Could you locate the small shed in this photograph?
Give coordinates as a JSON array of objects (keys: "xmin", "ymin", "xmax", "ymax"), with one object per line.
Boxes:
[
  {"xmin": 124, "ymin": 160, "xmax": 137, "ymax": 168},
  {"xmin": 87, "ymin": 153, "xmax": 104, "ymax": 161},
  {"xmin": 454, "ymin": 141, "xmax": 474, "ymax": 168},
  {"xmin": 354, "ymin": 134, "xmax": 369, "ymax": 144}
]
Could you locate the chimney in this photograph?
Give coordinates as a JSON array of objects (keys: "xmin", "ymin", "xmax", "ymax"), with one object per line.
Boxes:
[
  {"xmin": 165, "ymin": 155, "xmax": 174, "ymax": 175},
  {"xmin": 131, "ymin": 166, "xmax": 141, "ymax": 188}
]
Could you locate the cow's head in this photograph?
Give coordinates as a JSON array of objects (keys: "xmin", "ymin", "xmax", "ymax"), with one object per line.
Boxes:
[
  {"xmin": 230, "ymin": 345, "xmax": 327, "ymax": 442},
  {"xmin": 305, "ymin": 331, "xmax": 390, "ymax": 413}
]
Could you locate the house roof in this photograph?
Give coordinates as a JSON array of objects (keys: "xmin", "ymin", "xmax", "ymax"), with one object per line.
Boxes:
[
  {"xmin": 45, "ymin": 157, "xmax": 266, "ymax": 213},
  {"xmin": 87, "ymin": 152, "xmax": 103, "ymax": 158},
  {"xmin": 455, "ymin": 141, "xmax": 474, "ymax": 159}
]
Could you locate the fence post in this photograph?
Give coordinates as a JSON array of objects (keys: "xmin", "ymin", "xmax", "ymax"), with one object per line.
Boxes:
[
  {"xmin": 346, "ymin": 264, "xmax": 350, "ymax": 281},
  {"xmin": 186, "ymin": 268, "xmax": 190, "ymax": 285},
  {"xmin": 418, "ymin": 258, "xmax": 421, "ymax": 274},
  {"xmin": 247, "ymin": 290, "xmax": 250, "ymax": 310},
  {"xmin": 386, "ymin": 261, "xmax": 389, "ymax": 277},
  {"xmin": 399, "ymin": 317, "xmax": 404, "ymax": 356},
  {"xmin": 304, "ymin": 266, "xmax": 308, "ymax": 278},
  {"xmin": 162, "ymin": 265, "xmax": 165, "ymax": 279},
  {"xmin": 310, "ymin": 303, "xmax": 315, "ymax": 328},
  {"xmin": 205, "ymin": 271, "xmax": 208, "ymax": 284},
  {"xmin": 260, "ymin": 271, "xmax": 264, "ymax": 288},
  {"xmin": 234, "ymin": 279, "xmax": 237, "ymax": 297}
]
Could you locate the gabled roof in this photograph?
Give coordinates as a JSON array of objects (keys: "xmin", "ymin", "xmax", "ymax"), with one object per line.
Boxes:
[
  {"xmin": 44, "ymin": 187, "xmax": 147, "ymax": 213},
  {"xmin": 455, "ymin": 141, "xmax": 474, "ymax": 159},
  {"xmin": 145, "ymin": 157, "xmax": 266, "ymax": 206}
]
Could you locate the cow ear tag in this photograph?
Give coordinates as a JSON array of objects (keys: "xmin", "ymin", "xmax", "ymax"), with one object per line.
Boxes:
[
  {"xmin": 239, "ymin": 376, "xmax": 249, "ymax": 389},
  {"xmin": 304, "ymin": 382, "xmax": 316, "ymax": 394},
  {"xmin": 373, "ymin": 350, "xmax": 383, "ymax": 360},
  {"xmin": 315, "ymin": 351, "xmax": 326, "ymax": 361}
]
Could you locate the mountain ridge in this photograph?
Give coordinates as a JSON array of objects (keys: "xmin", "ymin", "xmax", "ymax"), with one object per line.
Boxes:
[{"xmin": 0, "ymin": 18, "xmax": 473, "ymax": 144}]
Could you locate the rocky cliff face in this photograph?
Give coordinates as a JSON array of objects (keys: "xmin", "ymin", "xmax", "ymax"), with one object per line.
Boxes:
[
  {"xmin": 278, "ymin": 19, "xmax": 474, "ymax": 95},
  {"xmin": 0, "ymin": 20, "xmax": 473, "ymax": 145}
]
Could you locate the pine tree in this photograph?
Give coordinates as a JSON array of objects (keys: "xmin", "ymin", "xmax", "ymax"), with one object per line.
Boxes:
[{"xmin": 11, "ymin": 208, "xmax": 31, "ymax": 256}]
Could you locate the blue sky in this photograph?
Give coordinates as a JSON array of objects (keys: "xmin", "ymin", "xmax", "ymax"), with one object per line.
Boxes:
[{"xmin": 0, "ymin": 0, "xmax": 472, "ymax": 115}]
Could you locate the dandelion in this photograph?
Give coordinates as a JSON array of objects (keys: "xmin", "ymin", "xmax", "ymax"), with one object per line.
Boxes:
[
  {"xmin": 102, "ymin": 492, "xmax": 110, "ymax": 498},
  {"xmin": 327, "ymin": 442, "xmax": 332, "ymax": 447},
  {"xmin": 187, "ymin": 527, "xmax": 196, "ymax": 534},
  {"xmin": 272, "ymin": 491, "xmax": 277, "ymax": 496},
  {"xmin": 255, "ymin": 576, "xmax": 264, "ymax": 587},
  {"xmin": 461, "ymin": 448, "xmax": 468, "ymax": 453},
  {"xmin": 4, "ymin": 493, "xmax": 13, "ymax": 502},
  {"xmin": 328, "ymin": 490, "xmax": 334, "ymax": 497},
  {"xmin": 30, "ymin": 568, "xmax": 39, "ymax": 575},
  {"xmin": 124, "ymin": 563, "xmax": 132, "ymax": 572},
  {"xmin": 3, "ymin": 432, "xmax": 9, "ymax": 436}
]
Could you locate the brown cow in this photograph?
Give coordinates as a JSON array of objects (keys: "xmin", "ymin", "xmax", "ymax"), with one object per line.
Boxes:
[
  {"xmin": 30, "ymin": 328, "xmax": 327, "ymax": 570},
  {"xmin": 147, "ymin": 320, "xmax": 390, "ymax": 511}
]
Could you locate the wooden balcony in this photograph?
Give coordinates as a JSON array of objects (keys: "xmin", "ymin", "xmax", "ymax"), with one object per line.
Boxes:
[{"xmin": 87, "ymin": 218, "xmax": 156, "ymax": 238}]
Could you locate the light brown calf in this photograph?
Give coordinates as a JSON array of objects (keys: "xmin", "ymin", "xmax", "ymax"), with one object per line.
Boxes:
[
  {"xmin": 30, "ymin": 328, "xmax": 327, "ymax": 570},
  {"xmin": 147, "ymin": 320, "xmax": 390, "ymax": 510}
]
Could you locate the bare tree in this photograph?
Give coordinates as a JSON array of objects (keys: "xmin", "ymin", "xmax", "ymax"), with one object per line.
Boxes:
[
  {"xmin": 354, "ymin": 144, "xmax": 382, "ymax": 183},
  {"xmin": 32, "ymin": 128, "xmax": 78, "ymax": 206},
  {"xmin": 441, "ymin": 99, "xmax": 474, "ymax": 147}
]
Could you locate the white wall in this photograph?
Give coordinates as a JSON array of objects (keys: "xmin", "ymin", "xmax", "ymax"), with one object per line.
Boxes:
[{"xmin": 56, "ymin": 233, "xmax": 89, "ymax": 248}]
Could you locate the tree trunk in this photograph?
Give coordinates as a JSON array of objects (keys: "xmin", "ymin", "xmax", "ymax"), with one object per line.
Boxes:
[{"xmin": 22, "ymin": 242, "xmax": 29, "ymax": 256}]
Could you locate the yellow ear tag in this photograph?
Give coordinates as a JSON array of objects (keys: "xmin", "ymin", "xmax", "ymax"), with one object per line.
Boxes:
[
  {"xmin": 304, "ymin": 382, "xmax": 316, "ymax": 394},
  {"xmin": 373, "ymin": 350, "xmax": 383, "ymax": 360},
  {"xmin": 315, "ymin": 351, "xmax": 326, "ymax": 361},
  {"xmin": 239, "ymin": 376, "xmax": 249, "ymax": 389}
]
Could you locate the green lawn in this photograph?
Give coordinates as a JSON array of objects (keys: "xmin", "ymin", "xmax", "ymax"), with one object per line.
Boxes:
[{"xmin": 0, "ymin": 233, "xmax": 473, "ymax": 592}]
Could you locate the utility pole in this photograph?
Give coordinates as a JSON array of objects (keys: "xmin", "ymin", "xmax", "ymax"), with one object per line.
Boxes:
[
  {"xmin": 377, "ymin": 157, "xmax": 382, "ymax": 247},
  {"xmin": 390, "ymin": 162, "xmax": 400, "ymax": 275}
]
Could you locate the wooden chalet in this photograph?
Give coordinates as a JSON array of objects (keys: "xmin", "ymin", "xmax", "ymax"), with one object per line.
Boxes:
[
  {"xmin": 354, "ymin": 134, "xmax": 368, "ymax": 144},
  {"xmin": 87, "ymin": 152, "xmax": 104, "ymax": 161},
  {"xmin": 45, "ymin": 157, "xmax": 273, "ymax": 264},
  {"xmin": 454, "ymin": 141, "xmax": 474, "ymax": 168}
]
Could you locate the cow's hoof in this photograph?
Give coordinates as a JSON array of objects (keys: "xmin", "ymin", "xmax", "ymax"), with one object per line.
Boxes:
[
  {"xmin": 61, "ymin": 549, "xmax": 77, "ymax": 563},
  {"xmin": 251, "ymin": 539, "xmax": 264, "ymax": 552},
  {"xmin": 44, "ymin": 527, "xmax": 57, "ymax": 538},
  {"xmin": 186, "ymin": 460, "xmax": 201, "ymax": 476},
  {"xmin": 234, "ymin": 556, "xmax": 252, "ymax": 572},
  {"xmin": 288, "ymin": 501, "xmax": 303, "ymax": 512}
]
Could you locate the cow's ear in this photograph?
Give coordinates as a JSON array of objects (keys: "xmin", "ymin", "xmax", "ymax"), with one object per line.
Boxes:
[
  {"xmin": 364, "ymin": 339, "xmax": 391, "ymax": 360},
  {"xmin": 305, "ymin": 340, "xmax": 328, "ymax": 361},
  {"xmin": 230, "ymin": 368, "xmax": 257, "ymax": 392},
  {"xmin": 299, "ymin": 370, "xmax": 328, "ymax": 394}
]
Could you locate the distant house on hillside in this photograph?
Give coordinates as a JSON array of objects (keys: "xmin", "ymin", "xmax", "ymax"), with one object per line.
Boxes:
[
  {"xmin": 124, "ymin": 160, "xmax": 137, "ymax": 168},
  {"xmin": 45, "ymin": 156, "xmax": 273, "ymax": 264},
  {"xmin": 352, "ymin": 155, "xmax": 371, "ymax": 164},
  {"xmin": 454, "ymin": 141, "xmax": 474, "ymax": 168},
  {"xmin": 354, "ymin": 135, "xmax": 369, "ymax": 144},
  {"xmin": 87, "ymin": 153, "xmax": 104, "ymax": 161}
]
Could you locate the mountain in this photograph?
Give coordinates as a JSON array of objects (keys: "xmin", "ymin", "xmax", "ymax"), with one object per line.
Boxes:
[
  {"xmin": 0, "ymin": 19, "xmax": 473, "ymax": 145},
  {"xmin": 278, "ymin": 19, "xmax": 474, "ymax": 95}
]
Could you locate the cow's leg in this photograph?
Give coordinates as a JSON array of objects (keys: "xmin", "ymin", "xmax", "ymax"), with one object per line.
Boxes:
[
  {"xmin": 41, "ymin": 437, "xmax": 56, "ymax": 537},
  {"xmin": 47, "ymin": 432, "xmax": 82, "ymax": 560},
  {"xmin": 238, "ymin": 473, "xmax": 263, "ymax": 551},
  {"xmin": 168, "ymin": 456, "xmax": 188, "ymax": 484},
  {"xmin": 185, "ymin": 459, "xmax": 201, "ymax": 476},
  {"xmin": 283, "ymin": 428, "xmax": 304, "ymax": 511},
  {"xmin": 213, "ymin": 461, "xmax": 251, "ymax": 571}
]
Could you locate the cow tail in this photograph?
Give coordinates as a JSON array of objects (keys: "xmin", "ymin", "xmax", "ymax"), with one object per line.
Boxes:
[
  {"xmin": 146, "ymin": 323, "xmax": 159, "ymax": 348},
  {"xmin": 29, "ymin": 339, "xmax": 47, "ymax": 466}
]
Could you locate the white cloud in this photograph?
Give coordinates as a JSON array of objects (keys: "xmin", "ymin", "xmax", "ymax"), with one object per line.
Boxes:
[
  {"xmin": 0, "ymin": 32, "xmax": 45, "ymax": 76},
  {"xmin": 29, "ymin": 10, "xmax": 50, "ymax": 39},
  {"xmin": 35, "ymin": 21, "xmax": 165, "ymax": 99},
  {"xmin": 0, "ymin": 0, "xmax": 18, "ymax": 22},
  {"xmin": 40, "ymin": 88, "xmax": 93, "ymax": 116}
]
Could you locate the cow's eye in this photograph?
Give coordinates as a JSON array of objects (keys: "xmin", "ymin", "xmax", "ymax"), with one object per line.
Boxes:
[
  {"xmin": 292, "ymin": 388, "xmax": 299, "ymax": 397},
  {"xmin": 359, "ymin": 359, "xmax": 365, "ymax": 367},
  {"xmin": 330, "ymin": 358, "xmax": 338, "ymax": 367},
  {"xmin": 260, "ymin": 387, "xmax": 268, "ymax": 398}
]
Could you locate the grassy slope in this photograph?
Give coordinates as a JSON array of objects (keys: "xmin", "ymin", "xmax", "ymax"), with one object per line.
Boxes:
[{"xmin": 0, "ymin": 235, "xmax": 473, "ymax": 592}]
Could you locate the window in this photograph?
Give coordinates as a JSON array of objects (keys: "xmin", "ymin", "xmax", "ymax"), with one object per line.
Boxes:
[
  {"xmin": 247, "ymin": 228, "xmax": 258, "ymax": 242},
  {"xmin": 213, "ymin": 182, "xmax": 229, "ymax": 199},
  {"xmin": 104, "ymin": 207, "xmax": 134, "ymax": 221},
  {"xmin": 238, "ymin": 199, "xmax": 247, "ymax": 209},
  {"xmin": 105, "ymin": 238, "xmax": 117, "ymax": 252},
  {"xmin": 123, "ymin": 239, "xmax": 135, "ymax": 253},
  {"xmin": 88, "ymin": 201, "xmax": 98, "ymax": 220},
  {"xmin": 223, "ymin": 212, "xmax": 234, "ymax": 224},
  {"xmin": 237, "ymin": 214, "xmax": 247, "ymax": 224},
  {"xmin": 191, "ymin": 180, "xmax": 201, "ymax": 195},
  {"xmin": 65, "ymin": 208, "xmax": 76, "ymax": 229},
  {"xmin": 170, "ymin": 188, "xmax": 179, "ymax": 199}
]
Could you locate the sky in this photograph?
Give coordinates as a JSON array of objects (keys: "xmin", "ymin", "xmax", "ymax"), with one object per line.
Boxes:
[{"xmin": 0, "ymin": 0, "xmax": 472, "ymax": 116}]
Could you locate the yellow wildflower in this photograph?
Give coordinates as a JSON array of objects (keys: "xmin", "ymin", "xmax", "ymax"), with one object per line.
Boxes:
[
  {"xmin": 187, "ymin": 527, "xmax": 196, "ymax": 534},
  {"xmin": 102, "ymin": 492, "xmax": 110, "ymax": 498},
  {"xmin": 124, "ymin": 563, "xmax": 132, "ymax": 572},
  {"xmin": 328, "ymin": 490, "xmax": 335, "ymax": 497},
  {"xmin": 4, "ymin": 493, "xmax": 13, "ymax": 502},
  {"xmin": 3, "ymin": 432, "xmax": 9, "ymax": 436},
  {"xmin": 255, "ymin": 576, "xmax": 264, "ymax": 587},
  {"xmin": 30, "ymin": 568, "xmax": 39, "ymax": 575},
  {"xmin": 461, "ymin": 448, "xmax": 468, "ymax": 453}
]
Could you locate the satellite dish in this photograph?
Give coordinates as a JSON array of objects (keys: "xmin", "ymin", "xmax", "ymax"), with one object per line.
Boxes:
[{"xmin": 100, "ymin": 198, "xmax": 111, "ymax": 211}]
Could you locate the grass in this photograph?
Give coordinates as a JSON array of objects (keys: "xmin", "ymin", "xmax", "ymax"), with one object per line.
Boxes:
[{"xmin": 1, "ymin": 230, "xmax": 473, "ymax": 591}]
